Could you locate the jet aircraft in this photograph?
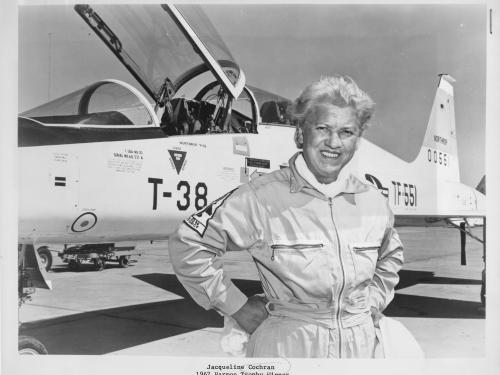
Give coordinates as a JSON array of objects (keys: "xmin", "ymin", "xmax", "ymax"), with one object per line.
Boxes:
[
  {"xmin": 17, "ymin": 3, "xmax": 486, "ymax": 354},
  {"xmin": 18, "ymin": 4, "xmax": 484, "ymax": 280}
]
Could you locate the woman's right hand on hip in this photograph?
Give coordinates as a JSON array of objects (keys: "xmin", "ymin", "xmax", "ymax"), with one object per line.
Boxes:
[{"xmin": 231, "ymin": 295, "xmax": 268, "ymax": 334}]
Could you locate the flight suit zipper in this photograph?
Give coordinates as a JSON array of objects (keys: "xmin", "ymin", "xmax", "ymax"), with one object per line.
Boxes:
[{"xmin": 329, "ymin": 197, "xmax": 345, "ymax": 358}]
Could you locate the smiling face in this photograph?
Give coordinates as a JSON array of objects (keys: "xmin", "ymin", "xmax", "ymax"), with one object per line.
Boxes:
[{"xmin": 298, "ymin": 104, "xmax": 361, "ymax": 184}]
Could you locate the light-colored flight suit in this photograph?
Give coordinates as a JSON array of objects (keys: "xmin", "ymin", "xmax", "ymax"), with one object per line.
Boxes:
[{"xmin": 168, "ymin": 152, "xmax": 403, "ymax": 358}]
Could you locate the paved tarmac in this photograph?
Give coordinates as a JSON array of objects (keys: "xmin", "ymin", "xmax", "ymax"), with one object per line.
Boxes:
[{"xmin": 19, "ymin": 226, "xmax": 486, "ymax": 357}]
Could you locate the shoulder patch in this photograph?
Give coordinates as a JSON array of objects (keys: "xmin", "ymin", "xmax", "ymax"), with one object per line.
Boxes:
[{"xmin": 184, "ymin": 188, "xmax": 237, "ymax": 237}]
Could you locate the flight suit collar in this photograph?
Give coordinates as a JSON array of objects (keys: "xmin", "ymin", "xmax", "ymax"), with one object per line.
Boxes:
[{"xmin": 288, "ymin": 152, "xmax": 369, "ymax": 197}]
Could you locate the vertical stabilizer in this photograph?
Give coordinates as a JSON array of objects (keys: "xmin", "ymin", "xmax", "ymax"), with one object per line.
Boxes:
[{"xmin": 418, "ymin": 74, "xmax": 460, "ymax": 182}]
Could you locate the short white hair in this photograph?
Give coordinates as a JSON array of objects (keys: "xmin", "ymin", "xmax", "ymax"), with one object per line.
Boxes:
[{"xmin": 289, "ymin": 75, "xmax": 375, "ymax": 147}]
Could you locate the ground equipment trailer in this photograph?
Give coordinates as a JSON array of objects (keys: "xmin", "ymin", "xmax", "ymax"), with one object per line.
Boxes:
[{"xmin": 59, "ymin": 243, "xmax": 141, "ymax": 271}]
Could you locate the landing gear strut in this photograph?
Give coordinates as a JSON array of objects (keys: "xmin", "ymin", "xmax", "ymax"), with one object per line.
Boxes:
[
  {"xmin": 481, "ymin": 218, "xmax": 486, "ymax": 307},
  {"xmin": 448, "ymin": 217, "xmax": 486, "ymax": 307},
  {"xmin": 18, "ymin": 244, "xmax": 50, "ymax": 354}
]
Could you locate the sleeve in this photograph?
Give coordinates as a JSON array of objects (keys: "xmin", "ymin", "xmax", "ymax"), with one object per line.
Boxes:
[
  {"xmin": 168, "ymin": 184, "xmax": 264, "ymax": 316},
  {"xmin": 368, "ymin": 202, "xmax": 404, "ymax": 312}
]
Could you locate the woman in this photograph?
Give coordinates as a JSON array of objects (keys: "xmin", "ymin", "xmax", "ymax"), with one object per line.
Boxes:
[{"xmin": 168, "ymin": 75, "xmax": 403, "ymax": 358}]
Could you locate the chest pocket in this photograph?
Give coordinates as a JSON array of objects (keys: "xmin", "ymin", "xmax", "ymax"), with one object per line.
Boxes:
[
  {"xmin": 350, "ymin": 242, "xmax": 380, "ymax": 283},
  {"xmin": 268, "ymin": 242, "xmax": 333, "ymax": 301}
]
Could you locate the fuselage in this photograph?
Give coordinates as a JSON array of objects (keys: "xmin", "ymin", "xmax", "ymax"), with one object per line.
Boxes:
[
  {"xmin": 17, "ymin": 5, "xmax": 485, "ymax": 248},
  {"xmin": 19, "ymin": 123, "xmax": 484, "ymax": 246}
]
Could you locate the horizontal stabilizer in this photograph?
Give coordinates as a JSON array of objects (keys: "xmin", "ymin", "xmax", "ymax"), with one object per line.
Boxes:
[{"xmin": 476, "ymin": 175, "xmax": 485, "ymax": 194}]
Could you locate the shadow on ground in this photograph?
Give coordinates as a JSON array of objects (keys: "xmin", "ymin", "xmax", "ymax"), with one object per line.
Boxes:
[
  {"xmin": 49, "ymin": 261, "xmax": 139, "ymax": 273},
  {"xmin": 396, "ymin": 269, "xmax": 482, "ymax": 290},
  {"xmin": 20, "ymin": 271, "xmax": 484, "ymax": 355},
  {"xmin": 19, "ymin": 274, "xmax": 261, "ymax": 354}
]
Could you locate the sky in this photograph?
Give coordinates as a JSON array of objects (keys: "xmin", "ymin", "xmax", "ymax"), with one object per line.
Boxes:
[{"xmin": 18, "ymin": 3, "xmax": 486, "ymax": 187}]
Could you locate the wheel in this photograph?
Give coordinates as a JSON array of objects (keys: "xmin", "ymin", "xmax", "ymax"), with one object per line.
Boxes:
[
  {"xmin": 118, "ymin": 256, "xmax": 130, "ymax": 268},
  {"xmin": 19, "ymin": 335, "xmax": 48, "ymax": 355},
  {"xmin": 68, "ymin": 259, "xmax": 80, "ymax": 271},
  {"xmin": 93, "ymin": 258, "xmax": 105, "ymax": 271},
  {"xmin": 37, "ymin": 247, "xmax": 52, "ymax": 271}
]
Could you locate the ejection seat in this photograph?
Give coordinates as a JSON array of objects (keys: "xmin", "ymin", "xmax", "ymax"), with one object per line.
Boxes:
[{"xmin": 260, "ymin": 101, "xmax": 282, "ymax": 124}]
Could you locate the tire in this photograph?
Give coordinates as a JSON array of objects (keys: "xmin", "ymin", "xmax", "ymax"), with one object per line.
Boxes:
[
  {"xmin": 93, "ymin": 258, "xmax": 105, "ymax": 271},
  {"xmin": 118, "ymin": 256, "xmax": 130, "ymax": 268},
  {"xmin": 37, "ymin": 247, "xmax": 52, "ymax": 272},
  {"xmin": 19, "ymin": 335, "xmax": 48, "ymax": 355},
  {"xmin": 68, "ymin": 259, "xmax": 80, "ymax": 271}
]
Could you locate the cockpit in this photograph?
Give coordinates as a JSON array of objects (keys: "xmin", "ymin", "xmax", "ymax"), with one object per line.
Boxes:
[
  {"xmin": 21, "ymin": 80, "xmax": 157, "ymax": 127},
  {"xmin": 19, "ymin": 4, "xmax": 258, "ymax": 145},
  {"xmin": 21, "ymin": 77, "xmax": 256, "ymax": 135}
]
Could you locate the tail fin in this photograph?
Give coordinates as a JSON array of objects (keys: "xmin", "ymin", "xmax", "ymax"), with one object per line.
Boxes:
[{"xmin": 416, "ymin": 74, "xmax": 460, "ymax": 182}]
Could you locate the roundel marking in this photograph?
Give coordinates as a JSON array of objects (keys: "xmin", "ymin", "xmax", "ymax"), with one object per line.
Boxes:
[{"xmin": 71, "ymin": 212, "xmax": 97, "ymax": 232}]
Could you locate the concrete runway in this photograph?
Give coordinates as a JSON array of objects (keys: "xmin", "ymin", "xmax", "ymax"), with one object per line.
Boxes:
[{"xmin": 19, "ymin": 226, "xmax": 485, "ymax": 357}]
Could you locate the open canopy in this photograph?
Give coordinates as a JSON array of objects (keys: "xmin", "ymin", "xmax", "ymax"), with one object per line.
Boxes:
[
  {"xmin": 20, "ymin": 4, "xmax": 247, "ymax": 128},
  {"xmin": 70, "ymin": 4, "xmax": 244, "ymax": 103}
]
